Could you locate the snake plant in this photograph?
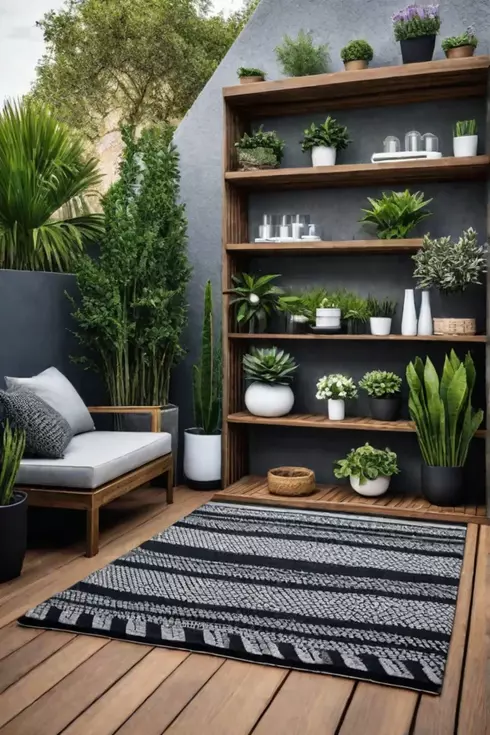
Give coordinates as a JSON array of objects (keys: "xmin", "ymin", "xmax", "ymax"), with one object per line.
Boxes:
[
  {"xmin": 0, "ymin": 421, "xmax": 26, "ymax": 505},
  {"xmin": 192, "ymin": 281, "xmax": 221, "ymax": 435}
]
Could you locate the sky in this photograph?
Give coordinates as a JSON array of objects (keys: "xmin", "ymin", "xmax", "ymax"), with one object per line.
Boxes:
[{"xmin": 0, "ymin": 0, "xmax": 244, "ymax": 103}]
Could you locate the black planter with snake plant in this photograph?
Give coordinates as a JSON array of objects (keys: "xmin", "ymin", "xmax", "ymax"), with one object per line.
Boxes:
[{"xmin": 0, "ymin": 421, "xmax": 27, "ymax": 582}]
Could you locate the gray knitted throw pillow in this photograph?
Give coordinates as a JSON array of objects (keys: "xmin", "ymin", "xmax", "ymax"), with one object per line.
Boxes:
[{"xmin": 0, "ymin": 388, "xmax": 73, "ymax": 459}]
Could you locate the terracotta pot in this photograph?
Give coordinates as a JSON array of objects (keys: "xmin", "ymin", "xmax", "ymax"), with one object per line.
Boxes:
[
  {"xmin": 344, "ymin": 60, "xmax": 368, "ymax": 71},
  {"xmin": 445, "ymin": 46, "xmax": 475, "ymax": 59},
  {"xmin": 239, "ymin": 76, "xmax": 264, "ymax": 84}
]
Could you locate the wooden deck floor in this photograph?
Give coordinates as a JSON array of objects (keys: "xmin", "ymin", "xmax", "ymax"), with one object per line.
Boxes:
[{"xmin": 0, "ymin": 486, "xmax": 487, "ymax": 735}]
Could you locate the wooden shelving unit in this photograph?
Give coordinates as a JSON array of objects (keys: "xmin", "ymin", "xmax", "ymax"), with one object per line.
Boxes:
[
  {"xmin": 226, "ymin": 238, "xmax": 423, "ymax": 254},
  {"xmin": 229, "ymin": 333, "xmax": 487, "ymax": 343}
]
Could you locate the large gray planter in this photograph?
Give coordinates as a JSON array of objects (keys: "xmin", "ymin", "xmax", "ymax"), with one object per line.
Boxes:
[{"xmin": 119, "ymin": 404, "xmax": 179, "ymax": 474}]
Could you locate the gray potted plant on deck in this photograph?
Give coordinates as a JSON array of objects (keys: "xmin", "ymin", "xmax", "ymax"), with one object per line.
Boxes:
[{"xmin": 0, "ymin": 422, "xmax": 27, "ymax": 582}]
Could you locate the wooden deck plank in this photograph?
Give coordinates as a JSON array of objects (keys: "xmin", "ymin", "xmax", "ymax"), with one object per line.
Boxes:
[
  {"xmin": 0, "ymin": 630, "xmax": 74, "ymax": 694},
  {"xmin": 338, "ymin": 682, "xmax": 418, "ymax": 735},
  {"xmin": 0, "ymin": 623, "xmax": 43, "ymax": 661}
]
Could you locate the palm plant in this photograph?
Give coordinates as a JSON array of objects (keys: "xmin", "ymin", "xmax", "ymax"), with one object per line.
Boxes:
[
  {"xmin": 0, "ymin": 100, "xmax": 103, "ymax": 271},
  {"xmin": 360, "ymin": 190, "xmax": 432, "ymax": 239},
  {"xmin": 243, "ymin": 347, "xmax": 297, "ymax": 385},
  {"xmin": 229, "ymin": 273, "xmax": 285, "ymax": 332},
  {"xmin": 0, "ymin": 422, "xmax": 26, "ymax": 506},
  {"xmin": 406, "ymin": 351, "xmax": 483, "ymax": 467},
  {"xmin": 192, "ymin": 281, "xmax": 221, "ymax": 435}
]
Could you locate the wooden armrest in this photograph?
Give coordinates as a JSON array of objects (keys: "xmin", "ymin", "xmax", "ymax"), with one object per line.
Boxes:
[{"xmin": 88, "ymin": 406, "xmax": 162, "ymax": 432}]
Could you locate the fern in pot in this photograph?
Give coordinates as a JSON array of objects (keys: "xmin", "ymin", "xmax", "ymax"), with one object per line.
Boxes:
[
  {"xmin": 0, "ymin": 422, "xmax": 27, "ymax": 582},
  {"xmin": 244, "ymin": 347, "xmax": 297, "ymax": 417},
  {"xmin": 359, "ymin": 370, "xmax": 403, "ymax": 422},
  {"xmin": 334, "ymin": 443, "xmax": 399, "ymax": 497},
  {"xmin": 301, "ymin": 117, "xmax": 350, "ymax": 167}
]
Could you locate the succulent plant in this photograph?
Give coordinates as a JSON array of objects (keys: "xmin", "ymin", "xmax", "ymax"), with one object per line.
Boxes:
[{"xmin": 243, "ymin": 347, "xmax": 297, "ymax": 385}]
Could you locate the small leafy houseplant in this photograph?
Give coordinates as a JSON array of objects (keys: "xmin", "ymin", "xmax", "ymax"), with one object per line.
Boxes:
[
  {"xmin": 0, "ymin": 421, "xmax": 27, "ymax": 582},
  {"xmin": 316, "ymin": 295, "xmax": 342, "ymax": 330},
  {"xmin": 275, "ymin": 30, "xmax": 330, "ymax": 77},
  {"xmin": 406, "ymin": 351, "xmax": 483, "ymax": 504},
  {"xmin": 359, "ymin": 370, "xmax": 402, "ymax": 421},
  {"xmin": 243, "ymin": 347, "xmax": 297, "ymax": 417},
  {"xmin": 453, "ymin": 120, "xmax": 478, "ymax": 157},
  {"xmin": 360, "ymin": 190, "xmax": 432, "ymax": 240},
  {"xmin": 340, "ymin": 40, "xmax": 374, "ymax": 70},
  {"xmin": 392, "ymin": 4, "xmax": 441, "ymax": 63},
  {"xmin": 237, "ymin": 67, "xmax": 266, "ymax": 82},
  {"xmin": 301, "ymin": 117, "xmax": 350, "ymax": 167},
  {"xmin": 184, "ymin": 281, "xmax": 222, "ymax": 490},
  {"xmin": 235, "ymin": 126, "xmax": 285, "ymax": 171},
  {"xmin": 316, "ymin": 373, "xmax": 358, "ymax": 421},
  {"xmin": 442, "ymin": 27, "xmax": 478, "ymax": 58},
  {"xmin": 334, "ymin": 443, "xmax": 399, "ymax": 496},
  {"xmin": 334, "ymin": 290, "xmax": 369, "ymax": 334},
  {"xmin": 367, "ymin": 296, "xmax": 397, "ymax": 336},
  {"xmin": 229, "ymin": 273, "xmax": 285, "ymax": 333}
]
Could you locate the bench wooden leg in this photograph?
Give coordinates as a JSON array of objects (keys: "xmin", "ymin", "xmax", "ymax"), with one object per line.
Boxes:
[
  {"xmin": 86, "ymin": 507, "xmax": 99, "ymax": 557},
  {"xmin": 167, "ymin": 464, "xmax": 174, "ymax": 505}
]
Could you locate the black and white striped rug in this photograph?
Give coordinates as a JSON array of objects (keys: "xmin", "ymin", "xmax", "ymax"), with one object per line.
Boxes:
[{"xmin": 19, "ymin": 501, "xmax": 466, "ymax": 694}]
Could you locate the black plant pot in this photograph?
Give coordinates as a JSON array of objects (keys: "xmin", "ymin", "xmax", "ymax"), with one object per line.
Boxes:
[
  {"xmin": 369, "ymin": 396, "xmax": 401, "ymax": 422},
  {"xmin": 346, "ymin": 319, "xmax": 366, "ymax": 335},
  {"xmin": 0, "ymin": 491, "xmax": 27, "ymax": 583},
  {"xmin": 400, "ymin": 36, "xmax": 436, "ymax": 64},
  {"xmin": 421, "ymin": 465, "xmax": 464, "ymax": 506}
]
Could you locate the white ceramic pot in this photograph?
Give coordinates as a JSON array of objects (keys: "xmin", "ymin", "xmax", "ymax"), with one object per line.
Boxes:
[
  {"xmin": 245, "ymin": 382, "xmax": 294, "ymax": 417},
  {"xmin": 453, "ymin": 135, "xmax": 478, "ymax": 158},
  {"xmin": 312, "ymin": 146, "xmax": 336, "ymax": 167},
  {"xmin": 328, "ymin": 398, "xmax": 345, "ymax": 421},
  {"xmin": 401, "ymin": 289, "xmax": 417, "ymax": 336},
  {"xmin": 350, "ymin": 475, "xmax": 391, "ymax": 497},
  {"xmin": 417, "ymin": 290, "xmax": 433, "ymax": 336},
  {"xmin": 184, "ymin": 430, "xmax": 221, "ymax": 489},
  {"xmin": 316, "ymin": 308, "xmax": 341, "ymax": 329},
  {"xmin": 370, "ymin": 317, "xmax": 392, "ymax": 336}
]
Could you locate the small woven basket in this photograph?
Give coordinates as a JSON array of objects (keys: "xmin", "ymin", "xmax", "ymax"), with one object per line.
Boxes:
[
  {"xmin": 433, "ymin": 318, "xmax": 476, "ymax": 336},
  {"xmin": 267, "ymin": 467, "xmax": 316, "ymax": 497}
]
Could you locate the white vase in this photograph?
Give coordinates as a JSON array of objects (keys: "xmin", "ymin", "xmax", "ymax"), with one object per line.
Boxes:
[
  {"xmin": 401, "ymin": 289, "xmax": 417, "ymax": 336},
  {"xmin": 453, "ymin": 135, "xmax": 478, "ymax": 158},
  {"xmin": 328, "ymin": 398, "xmax": 345, "ymax": 421},
  {"xmin": 183, "ymin": 430, "xmax": 221, "ymax": 488},
  {"xmin": 316, "ymin": 308, "xmax": 341, "ymax": 328},
  {"xmin": 312, "ymin": 146, "xmax": 336, "ymax": 166},
  {"xmin": 370, "ymin": 317, "xmax": 392, "ymax": 336},
  {"xmin": 350, "ymin": 475, "xmax": 391, "ymax": 497},
  {"xmin": 418, "ymin": 290, "xmax": 433, "ymax": 336},
  {"xmin": 245, "ymin": 382, "xmax": 294, "ymax": 417}
]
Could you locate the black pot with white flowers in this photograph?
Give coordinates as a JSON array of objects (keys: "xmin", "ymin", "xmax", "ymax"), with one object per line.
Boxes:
[
  {"xmin": 392, "ymin": 4, "xmax": 441, "ymax": 64},
  {"xmin": 359, "ymin": 370, "xmax": 402, "ymax": 422},
  {"xmin": 0, "ymin": 421, "xmax": 27, "ymax": 582}
]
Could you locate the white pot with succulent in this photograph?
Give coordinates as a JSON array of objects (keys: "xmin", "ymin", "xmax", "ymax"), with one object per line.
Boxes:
[
  {"xmin": 334, "ymin": 443, "xmax": 400, "ymax": 497},
  {"xmin": 367, "ymin": 296, "xmax": 397, "ymax": 336},
  {"xmin": 301, "ymin": 116, "xmax": 350, "ymax": 168},
  {"xmin": 243, "ymin": 347, "xmax": 297, "ymax": 418},
  {"xmin": 316, "ymin": 373, "xmax": 358, "ymax": 422},
  {"xmin": 453, "ymin": 120, "xmax": 478, "ymax": 158}
]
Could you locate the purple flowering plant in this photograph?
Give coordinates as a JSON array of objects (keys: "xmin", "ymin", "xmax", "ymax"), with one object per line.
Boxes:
[{"xmin": 392, "ymin": 4, "xmax": 441, "ymax": 41}]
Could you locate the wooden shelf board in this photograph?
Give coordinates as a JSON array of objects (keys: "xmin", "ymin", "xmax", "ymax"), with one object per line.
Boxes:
[
  {"xmin": 229, "ymin": 333, "xmax": 487, "ymax": 343},
  {"xmin": 226, "ymin": 156, "xmax": 490, "ymax": 191},
  {"xmin": 214, "ymin": 475, "xmax": 489, "ymax": 525},
  {"xmin": 223, "ymin": 57, "xmax": 490, "ymax": 117},
  {"xmin": 226, "ymin": 238, "xmax": 423, "ymax": 254},
  {"xmin": 227, "ymin": 411, "xmax": 486, "ymax": 437}
]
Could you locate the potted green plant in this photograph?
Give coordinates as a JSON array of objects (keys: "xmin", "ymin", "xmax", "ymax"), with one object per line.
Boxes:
[
  {"xmin": 277, "ymin": 293, "xmax": 310, "ymax": 334},
  {"xmin": 335, "ymin": 290, "xmax": 370, "ymax": 334},
  {"xmin": 316, "ymin": 373, "xmax": 358, "ymax": 421},
  {"xmin": 301, "ymin": 117, "xmax": 350, "ymax": 167},
  {"xmin": 412, "ymin": 227, "xmax": 487, "ymax": 335},
  {"xmin": 0, "ymin": 422, "xmax": 27, "ymax": 582},
  {"xmin": 359, "ymin": 370, "xmax": 403, "ymax": 421},
  {"xmin": 235, "ymin": 127, "xmax": 285, "ymax": 171},
  {"xmin": 406, "ymin": 351, "xmax": 483, "ymax": 505},
  {"xmin": 243, "ymin": 347, "xmax": 297, "ymax": 417},
  {"xmin": 442, "ymin": 27, "xmax": 478, "ymax": 59},
  {"xmin": 360, "ymin": 190, "xmax": 432, "ymax": 240},
  {"xmin": 392, "ymin": 4, "xmax": 441, "ymax": 64},
  {"xmin": 453, "ymin": 120, "xmax": 478, "ymax": 157},
  {"xmin": 340, "ymin": 40, "xmax": 374, "ymax": 71},
  {"xmin": 367, "ymin": 296, "xmax": 397, "ymax": 336},
  {"xmin": 237, "ymin": 67, "xmax": 266, "ymax": 84},
  {"xmin": 334, "ymin": 443, "xmax": 399, "ymax": 497},
  {"xmin": 275, "ymin": 30, "xmax": 330, "ymax": 77},
  {"xmin": 316, "ymin": 296, "xmax": 342, "ymax": 330},
  {"xmin": 184, "ymin": 281, "xmax": 221, "ymax": 491},
  {"xmin": 229, "ymin": 272, "xmax": 286, "ymax": 333}
]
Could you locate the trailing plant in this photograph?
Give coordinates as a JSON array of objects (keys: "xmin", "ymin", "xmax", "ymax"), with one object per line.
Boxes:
[
  {"xmin": 243, "ymin": 347, "xmax": 297, "ymax": 385},
  {"xmin": 392, "ymin": 4, "xmax": 441, "ymax": 42},
  {"xmin": 367, "ymin": 296, "xmax": 397, "ymax": 319},
  {"xmin": 316, "ymin": 374, "xmax": 358, "ymax": 400},
  {"xmin": 192, "ymin": 281, "xmax": 221, "ymax": 435},
  {"xmin": 406, "ymin": 351, "xmax": 483, "ymax": 467},
  {"xmin": 70, "ymin": 124, "xmax": 191, "ymax": 407},
  {"xmin": 235, "ymin": 126, "xmax": 285, "ymax": 168},
  {"xmin": 229, "ymin": 273, "xmax": 286, "ymax": 332},
  {"xmin": 237, "ymin": 67, "xmax": 266, "ymax": 78},
  {"xmin": 360, "ymin": 190, "xmax": 432, "ymax": 240},
  {"xmin": 0, "ymin": 99, "xmax": 103, "ymax": 272},
  {"xmin": 301, "ymin": 118, "xmax": 350, "ymax": 152},
  {"xmin": 334, "ymin": 443, "xmax": 399, "ymax": 484},
  {"xmin": 442, "ymin": 27, "xmax": 478, "ymax": 52},
  {"xmin": 340, "ymin": 40, "xmax": 374, "ymax": 63},
  {"xmin": 275, "ymin": 30, "xmax": 330, "ymax": 77},
  {"xmin": 454, "ymin": 120, "xmax": 477, "ymax": 137},
  {"xmin": 359, "ymin": 370, "xmax": 402, "ymax": 397},
  {"xmin": 0, "ymin": 421, "xmax": 26, "ymax": 506},
  {"xmin": 412, "ymin": 228, "xmax": 487, "ymax": 293}
]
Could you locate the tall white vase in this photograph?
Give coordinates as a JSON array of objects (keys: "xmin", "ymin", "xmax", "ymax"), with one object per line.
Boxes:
[
  {"xmin": 418, "ymin": 290, "xmax": 433, "ymax": 336},
  {"xmin": 401, "ymin": 289, "xmax": 417, "ymax": 336}
]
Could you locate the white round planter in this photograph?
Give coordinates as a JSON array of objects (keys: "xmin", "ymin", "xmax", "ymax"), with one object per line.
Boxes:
[
  {"xmin": 312, "ymin": 146, "xmax": 336, "ymax": 167},
  {"xmin": 453, "ymin": 135, "xmax": 478, "ymax": 157},
  {"xmin": 370, "ymin": 317, "xmax": 392, "ymax": 336},
  {"xmin": 328, "ymin": 398, "xmax": 345, "ymax": 421},
  {"xmin": 350, "ymin": 475, "xmax": 391, "ymax": 497},
  {"xmin": 245, "ymin": 382, "xmax": 294, "ymax": 417},
  {"xmin": 184, "ymin": 430, "xmax": 222, "ymax": 490},
  {"xmin": 316, "ymin": 308, "xmax": 341, "ymax": 329}
]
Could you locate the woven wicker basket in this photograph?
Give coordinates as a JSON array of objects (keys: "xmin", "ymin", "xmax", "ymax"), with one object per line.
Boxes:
[
  {"xmin": 433, "ymin": 318, "xmax": 476, "ymax": 336},
  {"xmin": 267, "ymin": 467, "xmax": 316, "ymax": 497}
]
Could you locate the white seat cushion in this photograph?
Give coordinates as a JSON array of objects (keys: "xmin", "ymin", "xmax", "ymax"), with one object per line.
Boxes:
[{"xmin": 17, "ymin": 431, "xmax": 172, "ymax": 490}]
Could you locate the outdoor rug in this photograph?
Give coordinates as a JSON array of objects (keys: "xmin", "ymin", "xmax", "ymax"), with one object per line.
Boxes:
[{"xmin": 19, "ymin": 501, "xmax": 467, "ymax": 694}]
